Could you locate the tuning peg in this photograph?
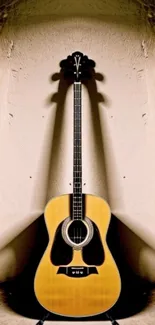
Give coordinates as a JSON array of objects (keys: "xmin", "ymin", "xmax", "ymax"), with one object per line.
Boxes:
[
  {"xmin": 89, "ymin": 59, "xmax": 95, "ymax": 68},
  {"xmin": 60, "ymin": 59, "xmax": 68, "ymax": 68}
]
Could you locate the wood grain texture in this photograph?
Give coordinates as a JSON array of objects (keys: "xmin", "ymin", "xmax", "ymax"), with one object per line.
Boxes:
[{"xmin": 34, "ymin": 194, "xmax": 121, "ymax": 317}]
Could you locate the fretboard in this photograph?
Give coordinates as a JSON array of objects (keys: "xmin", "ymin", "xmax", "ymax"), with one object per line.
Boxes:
[{"xmin": 73, "ymin": 82, "xmax": 83, "ymax": 220}]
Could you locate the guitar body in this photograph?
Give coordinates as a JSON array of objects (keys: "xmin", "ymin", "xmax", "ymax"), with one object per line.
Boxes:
[{"xmin": 34, "ymin": 194, "xmax": 121, "ymax": 317}]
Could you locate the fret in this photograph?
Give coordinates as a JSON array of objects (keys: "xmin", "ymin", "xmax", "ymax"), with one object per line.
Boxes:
[
  {"xmin": 73, "ymin": 210, "xmax": 82, "ymax": 212},
  {"xmin": 73, "ymin": 202, "xmax": 82, "ymax": 204},
  {"xmin": 73, "ymin": 191, "xmax": 82, "ymax": 194},
  {"xmin": 73, "ymin": 216, "xmax": 83, "ymax": 218},
  {"xmin": 74, "ymin": 215, "xmax": 83, "ymax": 219},
  {"xmin": 73, "ymin": 196, "xmax": 82, "ymax": 199},
  {"xmin": 73, "ymin": 192, "xmax": 82, "ymax": 194},
  {"xmin": 73, "ymin": 194, "xmax": 82, "ymax": 196},
  {"xmin": 73, "ymin": 178, "xmax": 82, "ymax": 180},
  {"xmin": 73, "ymin": 210, "xmax": 83, "ymax": 212},
  {"xmin": 73, "ymin": 194, "xmax": 82, "ymax": 195},
  {"xmin": 73, "ymin": 197, "xmax": 82, "ymax": 199},
  {"xmin": 74, "ymin": 216, "xmax": 82, "ymax": 220},
  {"xmin": 73, "ymin": 197, "xmax": 82, "ymax": 203},
  {"xmin": 73, "ymin": 201, "xmax": 82, "ymax": 203},
  {"xmin": 73, "ymin": 201, "xmax": 82, "ymax": 205},
  {"xmin": 73, "ymin": 211, "xmax": 82, "ymax": 213},
  {"xmin": 73, "ymin": 203, "xmax": 82, "ymax": 205}
]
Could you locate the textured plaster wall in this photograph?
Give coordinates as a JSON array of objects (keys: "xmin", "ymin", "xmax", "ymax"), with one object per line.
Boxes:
[{"xmin": 0, "ymin": 0, "xmax": 155, "ymax": 282}]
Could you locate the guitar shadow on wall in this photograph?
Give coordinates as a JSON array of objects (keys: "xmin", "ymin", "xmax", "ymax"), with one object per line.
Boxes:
[
  {"xmin": 46, "ymin": 71, "xmax": 74, "ymax": 199},
  {"xmin": 4, "ymin": 68, "xmax": 151, "ymax": 321}
]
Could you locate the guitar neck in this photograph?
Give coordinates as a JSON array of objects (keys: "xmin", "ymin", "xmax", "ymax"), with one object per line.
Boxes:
[{"xmin": 73, "ymin": 81, "xmax": 83, "ymax": 220}]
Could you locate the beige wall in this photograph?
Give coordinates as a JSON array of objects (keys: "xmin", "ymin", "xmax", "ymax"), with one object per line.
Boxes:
[{"xmin": 0, "ymin": 0, "xmax": 155, "ymax": 282}]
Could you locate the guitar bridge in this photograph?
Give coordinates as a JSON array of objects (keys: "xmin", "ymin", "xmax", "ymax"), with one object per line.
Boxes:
[{"xmin": 57, "ymin": 266, "xmax": 98, "ymax": 277}]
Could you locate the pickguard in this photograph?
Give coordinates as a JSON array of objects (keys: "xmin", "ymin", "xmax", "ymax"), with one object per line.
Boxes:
[
  {"xmin": 51, "ymin": 221, "xmax": 73, "ymax": 266},
  {"xmin": 82, "ymin": 221, "xmax": 104, "ymax": 266}
]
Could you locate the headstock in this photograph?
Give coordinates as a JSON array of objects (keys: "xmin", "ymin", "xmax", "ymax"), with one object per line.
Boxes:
[{"xmin": 60, "ymin": 51, "xmax": 95, "ymax": 82}]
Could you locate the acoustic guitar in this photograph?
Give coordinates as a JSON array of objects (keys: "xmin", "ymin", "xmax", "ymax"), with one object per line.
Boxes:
[{"xmin": 34, "ymin": 52, "xmax": 121, "ymax": 318}]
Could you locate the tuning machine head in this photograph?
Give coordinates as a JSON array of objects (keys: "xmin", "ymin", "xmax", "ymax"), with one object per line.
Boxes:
[{"xmin": 60, "ymin": 51, "xmax": 95, "ymax": 82}]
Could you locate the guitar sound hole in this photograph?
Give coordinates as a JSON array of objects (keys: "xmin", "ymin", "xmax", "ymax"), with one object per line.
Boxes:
[{"xmin": 68, "ymin": 220, "xmax": 87, "ymax": 244}]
